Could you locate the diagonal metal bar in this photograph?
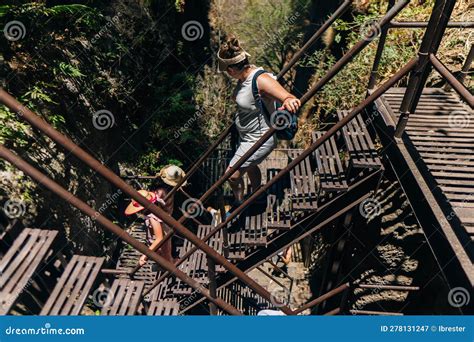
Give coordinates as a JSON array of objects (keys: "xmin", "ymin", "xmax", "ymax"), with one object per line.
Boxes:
[
  {"xmin": 0, "ymin": 88, "xmax": 295, "ymax": 315},
  {"xmin": 144, "ymin": 57, "xmax": 418, "ymax": 298},
  {"xmin": 143, "ymin": 1, "xmax": 412, "ymax": 296},
  {"xmin": 277, "ymin": 0, "xmax": 352, "ymax": 79},
  {"xmin": 429, "ymin": 53, "xmax": 474, "ymax": 108},
  {"xmin": 0, "ymin": 145, "xmax": 242, "ymax": 316}
]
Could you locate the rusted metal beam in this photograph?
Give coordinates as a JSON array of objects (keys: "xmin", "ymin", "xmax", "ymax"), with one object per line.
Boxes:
[
  {"xmin": 368, "ymin": 0, "xmax": 395, "ymax": 90},
  {"xmin": 144, "ymin": 58, "xmax": 417, "ymax": 299},
  {"xmin": 0, "ymin": 144, "xmax": 242, "ymax": 316},
  {"xmin": 389, "ymin": 21, "xmax": 474, "ymax": 28},
  {"xmin": 395, "ymin": 0, "xmax": 457, "ymax": 137},
  {"xmin": 358, "ymin": 284, "xmax": 420, "ymax": 291},
  {"xmin": 293, "ymin": 283, "xmax": 350, "ymax": 315},
  {"xmin": 0, "ymin": 88, "xmax": 295, "ymax": 316},
  {"xmin": 277, "ymin": 0, "xmax": 352, "ymax": 79},
  {"xmin": 457, "ymin": 45, "xmax": 473, "ymax": 85},
  {"xmin": 350, "ymin": 309, "xmax": 403, "ymax": 316},
  {"xmin": 429, "ymin": 53, "xmax": 474, "ymax": 108},
  {"xmin": 300, "ymin": 0, "xmax": 410, "ymax": 105}
]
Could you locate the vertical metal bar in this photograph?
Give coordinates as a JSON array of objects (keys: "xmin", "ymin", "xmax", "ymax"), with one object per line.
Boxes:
[
  {"xmin": 0, "ymin": 145, "xmax": 243, "ymax": 316},
  {"xmin": 457, "ymin": 44, "xmax": 474, "ymax": 85},
  {"xmin": 394, "ymin": 0, "xmax": 456, "ymax": 137},
  {"xmin": 367, "ymin": 0, "xmax": 395, "ymax": 90},
  {"xmin": 207, "ymin": 256, "xmax": 218, "ymax": 315}
]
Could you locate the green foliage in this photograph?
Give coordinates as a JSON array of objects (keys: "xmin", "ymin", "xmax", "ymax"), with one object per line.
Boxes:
[
  {"xmin": 55, "ymin": 62, "xmax": 86, "ymax": 79},
  {"xmin": 0, "ymin": 106, "xmax": 29, "ymax": 147}
]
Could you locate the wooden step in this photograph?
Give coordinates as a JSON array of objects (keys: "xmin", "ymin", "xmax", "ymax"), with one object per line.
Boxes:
[
  {"xmin": 312, "ymin": 131, "xmax": 348, "ymax": 192},
  {"xmin": 147, "ymin": 298, "xmax": 180, "ymax": 315},
  {"xmin": 217, "ymin": 281, "xmax": 272, "ymax": 315},
  {"xmin": 0, "ymin": 228, "xmax": 58, "ymax": 314},
  {"xmin": 266, "ymin": 168, "xmax": 292, "ymax": 230},
  {"xmin": 40, "ymin": 255, "xmax": 104, "ymax": 315},
  {"xmin": 337, "ymin": 110, "xmax": 382, "ymax": 170},
  {"xmin": 0, "ymin": 219, "xmax": 24, "ymax": 256},
  {"xmin": 243, "ymin": 205, "xmax": 268, "ymax": 246},
  {"xmin": 288, "ymin": 149, "xmax": 318, "ymax": 210},
  {"xmin": 101, "ymin": 279, "xmax": 145, "ymax": 315}
]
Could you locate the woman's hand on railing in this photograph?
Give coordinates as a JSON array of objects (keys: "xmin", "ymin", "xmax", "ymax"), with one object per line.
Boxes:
[{"xmin": 279, "ymin": 97, "xmax": 301, "ymax": 114}]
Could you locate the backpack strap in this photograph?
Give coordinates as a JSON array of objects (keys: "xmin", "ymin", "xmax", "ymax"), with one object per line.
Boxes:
[{"xmin": 251, "ymin": 69, "xmax": 271, "ymax": 117}]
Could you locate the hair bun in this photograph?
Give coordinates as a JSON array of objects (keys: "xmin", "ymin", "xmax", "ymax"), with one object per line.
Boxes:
[{"xmin": 219, "ymin": 35, "xmax": 244, "ymax": 59}]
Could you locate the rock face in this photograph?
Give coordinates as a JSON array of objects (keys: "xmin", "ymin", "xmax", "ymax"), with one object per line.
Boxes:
[
  {"xmin": 0, "ymin": 1, "xmax": 210, "ymax": 257},
  {"xmin": 309, "ymin": 168, "xmax": 456, "ymax": 314}
]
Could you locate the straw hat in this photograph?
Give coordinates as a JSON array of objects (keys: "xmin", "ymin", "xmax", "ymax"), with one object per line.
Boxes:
[
  {"xmin": 124, "ymin": 190, "xmax": 157, "ymax": 216},
  {"xmin": 159, "ymin": 165, "xmax": 187, "ymax": 187}
]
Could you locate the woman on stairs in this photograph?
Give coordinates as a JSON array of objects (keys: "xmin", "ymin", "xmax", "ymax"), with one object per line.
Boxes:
[
  {"xmin": 125, "ymin": 165, "xmax": 186, "ymax": 267},
  {"xmin": 217, "ymin": 36, "xmax": 301, "ymax": 207}
]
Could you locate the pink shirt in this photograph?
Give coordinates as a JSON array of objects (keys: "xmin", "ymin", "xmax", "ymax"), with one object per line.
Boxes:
[{"xmin": 145, "ymin": 189, "xmax": 174, "ymax": 245}]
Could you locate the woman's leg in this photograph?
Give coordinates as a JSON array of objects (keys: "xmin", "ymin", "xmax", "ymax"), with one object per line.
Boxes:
[
  {"xmin": 246, "ymin": 165, "xmax": 262, "ymax": 193},
  {"xmin": 159, "ymin": 239, "xmax": 173, "ymax": 263},
  {"xmin": 227, "ymin": 167, "xmax": 244, "ymax": 202}
]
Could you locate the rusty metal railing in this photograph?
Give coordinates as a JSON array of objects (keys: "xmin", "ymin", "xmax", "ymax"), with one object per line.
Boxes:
[
  {"xmin": 142, "ymin": 0, "xmax": 413, "ymax": 297},
  {"xmin": 2, "ymin": 0, "xmax": 464, "ymax": 315},
  {"xmin": 129, "ymin": 0, "xmax": 356, "ymax": 276}
]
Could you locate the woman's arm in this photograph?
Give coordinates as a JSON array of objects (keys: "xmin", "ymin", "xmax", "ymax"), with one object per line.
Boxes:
[
  {"xmin": 257, "ymin": 74, "xmax": 301, "ymax": 113},
  {"xmin": 139, "ymin": 217, "xmax": 164, "ymax": 266}
]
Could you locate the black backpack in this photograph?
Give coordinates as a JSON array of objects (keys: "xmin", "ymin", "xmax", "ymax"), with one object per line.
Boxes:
[{"xmin": 251, "ymin": 69, "xmax": 298, "ymax": 140}]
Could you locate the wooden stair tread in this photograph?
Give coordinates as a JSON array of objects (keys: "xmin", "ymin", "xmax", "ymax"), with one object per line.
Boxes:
[
  {"xmin": 0, "ymin": 228, "xmax": 58, "ymax": 315},
  {"xmin": 101, "ymin": 279, "xmax": 145, "ymax": 315},
  {"xmin": 337, "ymin": 110, "xmax": 382, "ymax": 169},
  {"xmin": 41, "ymin": 255, "xmax": 104, "ymax": 315},
  {"xmin": 312, "ymin": 131, "xmax": 348, "ymax": 192},
  {"xmin": 288, "ymin": 149, "xmax": 318, "ymax": 210},
  {"xmin": 147, "ymin": 298, "xmax": 180, "ymax": 316}
]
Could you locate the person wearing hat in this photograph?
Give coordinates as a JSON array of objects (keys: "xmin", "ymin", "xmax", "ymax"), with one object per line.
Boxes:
[
  {"xmin": 217, "ymin": 36, "xmax": 301, "ymax": 205},
  {"xmin": 124, "ymin": 165, "xmax": 186, "ymax": 266}
]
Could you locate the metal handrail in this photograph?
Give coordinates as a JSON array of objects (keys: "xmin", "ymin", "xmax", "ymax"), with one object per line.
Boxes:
[
  {"xmin": 142, "ymin": 0, "xmax": 412, "ymax": 297},
  {"xmin": 0, "ymin": 144, "xmax": 242, "ymax": 316},
  {"xmin": 0, "ymin": 88, "xmax": 295, "ymax": 315},
  {"xmin": 131, "ymin": 0, "xmax": 358, "ymax": 276},
  {"xmin": 165, "ymin": 0, "xmax": 352, "ymax": 201}
]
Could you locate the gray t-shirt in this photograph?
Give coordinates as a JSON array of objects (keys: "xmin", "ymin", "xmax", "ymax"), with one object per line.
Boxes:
[{"xmin": 233, "ymin": 67, "xmax": 276, "ymax": 143}]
